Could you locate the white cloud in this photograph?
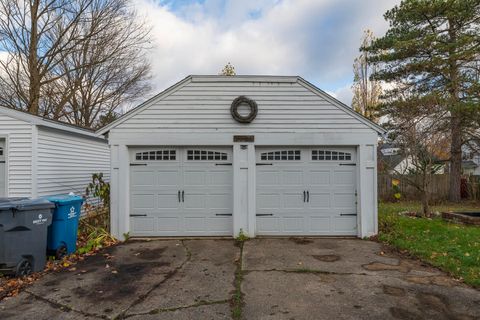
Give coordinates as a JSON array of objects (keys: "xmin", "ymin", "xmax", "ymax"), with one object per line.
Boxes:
[
  {"xmin": 135, "ymin": 0, "xmax": 400, "ymax": 97},
  {"xmin": 328, "ymin": 84, "xmax": 354, "ymax": 106}
]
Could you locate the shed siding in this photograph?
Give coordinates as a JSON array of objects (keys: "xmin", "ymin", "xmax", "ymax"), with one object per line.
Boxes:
[
  {"xmin": 114, "ymin": 80, "xmax": 375, "ymax": 133},
  {"xmin": 36, "ymin": 127, "xmax": 110, "ymax": 196},
  {"xmin": 0, "ymin": 114, "xmax": 33, "ymax": 197}
]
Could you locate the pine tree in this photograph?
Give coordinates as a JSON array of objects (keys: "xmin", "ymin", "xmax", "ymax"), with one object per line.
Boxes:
[{"xmin": 365, "ymin": 0, "xmax": 480, "ymax": 202}]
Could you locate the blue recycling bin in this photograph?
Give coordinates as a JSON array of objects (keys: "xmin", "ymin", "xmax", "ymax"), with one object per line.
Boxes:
[{"xmin": 45, "ymin": 195, "xmax": 84, "ymax": 258}]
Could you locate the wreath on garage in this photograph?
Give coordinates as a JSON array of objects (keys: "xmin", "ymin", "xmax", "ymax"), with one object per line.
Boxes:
[{"xmin": 230, "ymin": 96, "xmax": 258, "ymax": 123}]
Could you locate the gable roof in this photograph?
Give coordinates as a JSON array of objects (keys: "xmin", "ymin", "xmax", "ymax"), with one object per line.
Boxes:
[
  {"xmin": 0, "ymin": 105, "xmax": 105, "ymax": 140},
  {"xmin": 97, "ymin": 75, "xmax": 386, "ymax": 135}
]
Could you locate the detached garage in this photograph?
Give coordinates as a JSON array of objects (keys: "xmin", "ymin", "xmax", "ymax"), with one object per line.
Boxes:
[{"xmin": 99, "ymin": 75, "xmax": 385, "ymax": 239}]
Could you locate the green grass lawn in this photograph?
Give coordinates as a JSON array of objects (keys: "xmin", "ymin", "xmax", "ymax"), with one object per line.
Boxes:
[{"xmin": 378, "ymin": 201, "xmax": 480, "ymax": 287}]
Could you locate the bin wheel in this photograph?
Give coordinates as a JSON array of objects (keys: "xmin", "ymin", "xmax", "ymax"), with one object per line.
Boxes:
[
  {"xmin": 15, "ymin": 259, "xmax": 33, "ymax": 277},
  {"xmin": 55, "ymin": 245, "xmax": 67, "ymax": 260}
]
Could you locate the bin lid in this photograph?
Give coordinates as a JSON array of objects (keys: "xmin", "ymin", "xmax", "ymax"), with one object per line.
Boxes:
[
  {"xmin": 44, "ymin": 194, "xmax": 84, "ymax": 205},
  {"xmin": 0, "ymin": 198, "xmax": 55, "ymax": 211}
]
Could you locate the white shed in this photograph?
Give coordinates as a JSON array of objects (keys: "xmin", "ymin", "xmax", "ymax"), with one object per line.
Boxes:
[
  {"xmin": 0, "ymin": 106, "xmax": 110, "ymax": 198},
  {"xmin": 99, "ymin": 75, "xmax": 385, "ymax": 239}
]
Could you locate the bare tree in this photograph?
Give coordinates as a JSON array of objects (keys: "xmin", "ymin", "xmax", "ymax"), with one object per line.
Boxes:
[
  {"xmin": 387, "ymin": 95, "xmax": 447, "ymax": 216},
  {"xmin": 0, "ymin": 0, "xmax": 151, "ymax": 128},
  {"xmin": 351, "ymin": 30, "xmax": 382, "ymax": 122}
]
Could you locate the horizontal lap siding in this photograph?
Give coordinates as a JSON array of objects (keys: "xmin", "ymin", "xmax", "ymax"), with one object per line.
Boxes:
[
  {"xmin": 0, "ymin": 114, "xmax": 33, "ymax": 197},
  {"xmin": 36, "ymin": 128, "xmax": 110, "ymax": 197},
  {"xmin": 115, "ymin": 81, "xmax": 373, "ymax": 133}
]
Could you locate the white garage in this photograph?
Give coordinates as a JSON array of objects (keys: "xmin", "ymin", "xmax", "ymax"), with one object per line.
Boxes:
[{"xmin": 98, "ymin": 75, "xmax": 385, "ymax": 239}]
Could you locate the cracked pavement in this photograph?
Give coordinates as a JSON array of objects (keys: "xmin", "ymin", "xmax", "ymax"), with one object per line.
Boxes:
[{"xmin": 1, "ymin": 238, "xmax": 480, "ymax": 319}]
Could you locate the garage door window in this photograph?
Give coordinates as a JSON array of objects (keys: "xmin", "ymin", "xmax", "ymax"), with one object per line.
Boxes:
[
  {"xmin": 187, "ymin": 150, "xmax": 228, "ymax": 161},
  {"xmin": 260, "ymin": 150, "xmax": 301, "ymax": 161},
  {"xmin": 312, "ymin": 150, "xmax": 351, "ymax": 161},
  {"xmin": 135, "ymin": 150, "xmax": 176, "ymax": 161}
]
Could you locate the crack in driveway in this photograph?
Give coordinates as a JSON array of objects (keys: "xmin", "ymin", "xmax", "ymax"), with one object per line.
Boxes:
[{"xmin": 121, "ymin": 299, "xmax": 230, "ymax": 318}]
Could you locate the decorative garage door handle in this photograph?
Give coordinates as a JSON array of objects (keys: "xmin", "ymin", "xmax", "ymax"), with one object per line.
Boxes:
[
  {"xmin": 215, "ymin": 163, "xmax": 232, "ymax": 166},
  {"xmin": 182, "ymin": 190, "xmax": 185, "ymax": 202},
  {"xmin": 339, "ymin": 163, "xmax": 356, "ymax": 166},
  {"xmin": 340, "ymin": 213, "xmax": 357, "ymax": 216},
  {"xmin": 303, "ymin": 190, "xmax": 306, "ymax": 202},
  {"xmin": 216, "ymin": 213, "xmax": 233, "ymax": 216},
  {"xmin": 256, "ymin": 163, "xmax": 273, "ymax": 166},
  {"xmin": 307, "ymin": 191, "xmax": 309, "ymax": 202},
  {"xmin": 256, "ymin": 213, "xmax": 273, "ymax": 216},
  {"xmin": 130, "ymin": 214, "xmax": 147, "ymax": 217},
  {"xmin": 178, "ymin": 190, "xmax": 181, "ymax": 202}
]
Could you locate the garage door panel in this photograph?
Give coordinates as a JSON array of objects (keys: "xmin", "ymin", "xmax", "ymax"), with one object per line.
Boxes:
[
  {"xmin": 308, "ymin": 170, "xmax": 331, "ymax": 185},
  {"xmin": 256, "ymin": 147, "xmax": 357, "ymax": 236},
  {"xmin": 208, "ymin": 170, "xmax": 232, "ymax": 186},
  {"xmin": 207, "ymin": 193, "xmax": 232, "ymax": 210},
  {"xmin": 157, "ymin": 193, "xmax": 179, "ymax": 209},
  {"xmin": 183, "ymin": 170, "xmax": 205, "ymax": 186},
  {"xmin": 256, "ymin": 217, "xmax": 280, "ymax": 233},
  {"xmin": 282, "ymin": 170, "xmax": 303, "ymax": 185},
  {"xmin": 333, "ymin": 170, "xmax": 356, "ymax": 185},
  {"xmin": 309, "ymin": 193, "xmax": 331, "ymax": 208},
  {"xmin": 283, "ymin": 193, "xmax": 304, "ymax": 209},
  {"xmin": 157, "ymin": 217, "xmax": 180, "ymax": 232},
  {"xmin": 184, "ymin": 217, "xmax": 205, "ymax": 232},
  {"xmin": 257, "ymin": 171, "xmax": 279, "ymax": 186},
  {"xmin": 333, "ymin": 193, "xmax": 356, "ymax": 208},
  {"xmin": 334, "ymin": 217, "xmax": 357, "ymax": 233},
  {"xmin": 130, "ymin": 147, "xmax": 232, "ymax": 236},
  {"xmin": 131, "ymin": 217, "xmax": 156, "ymax": 233},
  {"xmin": 157, "ymin": 171, "xmax": 180, "ymax": 186},
  {"xmin": 183, "ymin": 193, "xmax": 206, "ymax": 209},
  {"xmin": 257, "ymin": 193, "xmax": 281, "ymax": 210},
  {"xmin": 283, "ymin": 217, "xmax": 305, "ymax": 232},
  {"xmin": 309, "ymin": 217, "xmax": 331, "ymax": 232},
  {"xmin": 131, "ymin": 170, "xmax": 156, "ymax": 186},
  {"xmin": 131, "ymin": 193, "xmax": 155, "ymax": 209},
  {"xmin": 206, "ymin": 217, "xmax": 232, "ymax": 232}
]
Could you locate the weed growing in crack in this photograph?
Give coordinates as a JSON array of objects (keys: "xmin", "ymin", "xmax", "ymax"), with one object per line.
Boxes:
[{"xmin": 231, "ymin": 240, "xmax": 244, "ymax": 320}]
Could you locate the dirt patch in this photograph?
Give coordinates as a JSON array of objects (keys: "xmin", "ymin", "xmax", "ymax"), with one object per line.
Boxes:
[
  {"xmin": 405, "ymin": 275, "xmax": 457, "ymax": 287},
  {"xmin": 134, "ymin": 247, "xmax": 167, "ymax": 261},
  {"xmin": 289, "ymin": 238, "xmax": 313, "ymax": 245},
  {"xmin": 382, "ymin": 285, "xmax": 406, "ymax": 297},
  {"xmin": 390, "ymin": 307, "xmax": 419, "ymax": 320},
  {"xmin": 312, "ymin": 255, "xmax": 340, "ymax": 262},
  {"xmin": 362, "ymin": 261, "xmax": 410, "ymax": 273},
  {"xmin": 417, "ymin": 292, "xmax": 449, "ymax": 313}
]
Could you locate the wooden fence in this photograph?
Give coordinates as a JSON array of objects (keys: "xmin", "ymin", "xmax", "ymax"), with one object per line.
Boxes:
[{"xmin": 378, "ymin": 174, "xmax": 480, "ymax": 202}]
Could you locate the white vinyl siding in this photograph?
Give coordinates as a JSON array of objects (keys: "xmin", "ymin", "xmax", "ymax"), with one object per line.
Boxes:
[
  {"xmin": 36, "ymin": 127, "xmax": 110, "ymax": 196},
  {"xmin": 115, "ymin": 80, "xmax": 374, "ymax": 133},
  {"xmin": 0, "ymin": 114, "xmax": 33, "ymax": 197}
]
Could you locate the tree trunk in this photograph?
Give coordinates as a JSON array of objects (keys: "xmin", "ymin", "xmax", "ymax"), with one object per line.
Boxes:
[
  {"xmin": 421, "ymin": 173, "xmax": 431, "ymax": 217},
  {"xmin": 27, "ymin": 0, "xmax": 40, "ymax": 115},
  {"xmin": 447, "ymin": 18, "xmax": 462, "ymax": 202},
  {"xmin": 449, "ymin": 115, "xmax": 462, "ymax": 202}
]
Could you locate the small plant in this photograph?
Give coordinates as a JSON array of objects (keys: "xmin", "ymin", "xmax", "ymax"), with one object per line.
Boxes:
[
  {"xmin": 235, "ymin": 229, "xmax": 249, "ymax": 242},
  {"xmin": 85, "ymin": 173, "xmax": 110, "ymax": 208},
  {"xmin": 123, "ymin": 232, "xmax": 130, "ymax": 241},
  {"xmin": 77, "ymin": 221, "xmax": 117, "ymax": 254}
]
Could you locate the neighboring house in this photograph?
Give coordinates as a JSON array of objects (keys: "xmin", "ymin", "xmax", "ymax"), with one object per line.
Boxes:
[
  {"xmin": 378, "ymin": 144, "xmax": 445, "ymax": 175},
  {"xmin": 0, "ymin": 106, "xmax": 110, "ymax": 198},
  {"xmin": 462, "ymin": 144, "xmax": 480, "ymax": 175},
  {"xmin": 98, "ymin": 75, "xmax": 385, "ymax": 239},
  {"xmin": 462, "ymin": 160, "xmax": 479, "ymax": 176}
]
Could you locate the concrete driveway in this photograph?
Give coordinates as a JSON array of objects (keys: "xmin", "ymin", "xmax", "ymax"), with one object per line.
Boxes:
[{"xmin": 0, "ymin": 238, "xmax": 479, "ymax": 320}]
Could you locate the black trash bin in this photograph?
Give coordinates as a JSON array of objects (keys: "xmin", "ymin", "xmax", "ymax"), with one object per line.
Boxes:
[{"xmin": 0, "ymin": 198, "xmax": 54, "ymax": 276}]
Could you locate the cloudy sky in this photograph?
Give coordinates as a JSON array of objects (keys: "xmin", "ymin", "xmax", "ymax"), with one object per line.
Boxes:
[{"xmin": 135, "ymin": 0, "xmax": 400, "ymax": 106}]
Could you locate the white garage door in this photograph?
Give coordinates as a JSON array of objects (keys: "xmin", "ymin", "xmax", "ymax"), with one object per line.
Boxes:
[
  {"xmin": 130, "ymin": 147, "xmax": 233, "ymax": 236},
  {"xmin": 256, "ymin": 147, "xmax": 357, "ymax": 236}
]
